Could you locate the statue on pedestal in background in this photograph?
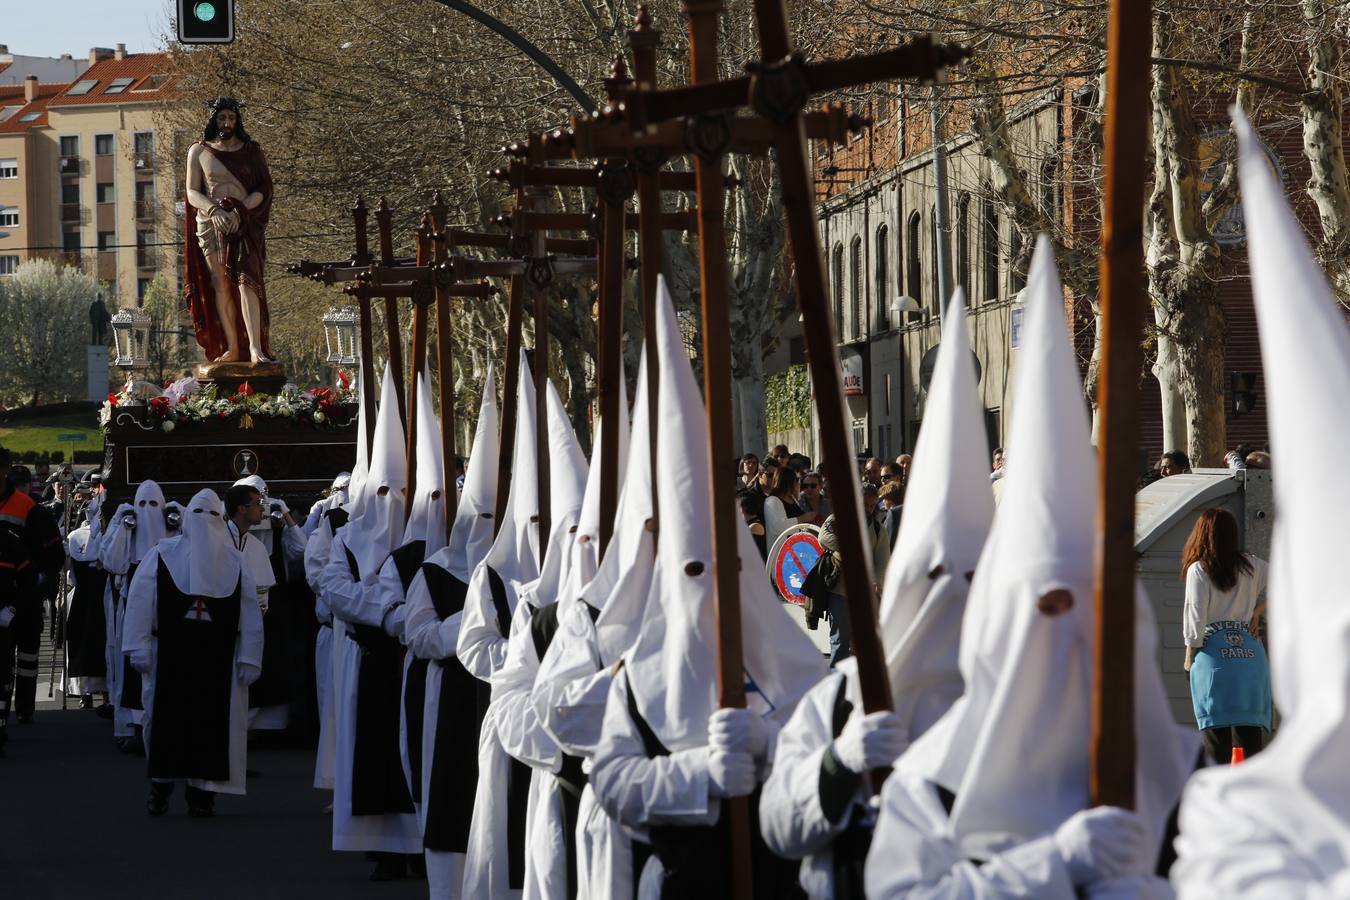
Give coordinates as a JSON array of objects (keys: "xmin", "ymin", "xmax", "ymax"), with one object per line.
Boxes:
[
  {"xmin": 183, "ymin": 97, "xmax": 279, "ymax": 381},
  {"xmin": 89, "ymin": 293, "xmax": 110, "ymax": 344}
]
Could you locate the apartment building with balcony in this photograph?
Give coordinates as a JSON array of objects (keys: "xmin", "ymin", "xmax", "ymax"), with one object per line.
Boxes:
[{"xmin": 0, "ymin": 45, "xmax": 181, "ymax": 309}]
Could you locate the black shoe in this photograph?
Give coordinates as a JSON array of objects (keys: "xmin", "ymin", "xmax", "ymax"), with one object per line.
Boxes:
[
  {"xmin": 185, "ymin": 786, "xmax": 215, "ymax": 818},
  {"xmin": 80, "ymin": 695, "xmax": 94, "ymax": 709},
  {"xmin": 406, "ymin": 854, "xmax": 426, "ymax": 879},
  {"xmin": 15, "ymin": 713, "xmax": 32, "ymax": 725},
  {"xmin": 369, "ymin": 853, "xmax": 407, "ymax": 882},
  {"xmin": 95, "ymin": 703, "xmax": 114, "ymax": 720},
  {"xmin": 147, "ymin": 783, "xmax": 172, "ymax": 816}
]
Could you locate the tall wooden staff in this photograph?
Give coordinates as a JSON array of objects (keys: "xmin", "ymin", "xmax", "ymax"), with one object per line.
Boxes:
[
  {"xmin": 373, "ymin": 198, "xmax": 408, "ymax": 429},
  {"xmin": 353, "ymin": 197, "xmax": 378, "ymax": 455},
  {"xmin": 404, "ymin": 213, "xmax": 436, "ymax": 520},
  {"xmin": 682, "ymin": 2, "xmax": 755, "ymax": 894},
  {"xmin": 492, "ymin": 185, "xmax": 529, "ymax": 536},
  {"xmin": 1091, "ymin": 0, "xmax": 1150, "ymax": 810}
]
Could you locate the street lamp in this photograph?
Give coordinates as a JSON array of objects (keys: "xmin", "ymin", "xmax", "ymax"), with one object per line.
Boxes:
[
  {"xmin": 110, "ymin": 307, "xmax": 151, "ymax": 368},
  {"xmin": 890, "ymin": 294, "xmax": 922, "ymax": 321},
  {"xmin": 322, "ymin": 305, "xmax": 360, "ymax": 367}
]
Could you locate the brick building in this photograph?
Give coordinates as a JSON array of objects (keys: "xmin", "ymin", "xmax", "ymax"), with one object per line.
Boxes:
[{"xmin": 0, "ymin": 45, "xmax": 183, "ymax": 311}]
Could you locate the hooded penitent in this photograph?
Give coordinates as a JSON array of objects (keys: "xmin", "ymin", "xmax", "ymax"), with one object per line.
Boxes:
[
  {"xmin": 898, "ymin": 238, "xmax": 1191, "ymax": 860},
  {"xmin": 128, "ymin": 480, "xmax": 169, "ymax": 561},
  {"xmin": 403, "ymin": 372, "xmax": 449, "ymax": 557},
  {"xmin": 443, "ymin": 366, "xmax": 500, "ymax": 584},
  {"xmin": 176, "ymin": 488, "xmax": 243, "ymax": 597},
  {"xmin": 558, "ymin": 359, "xmax": 629, "ymax": 610},
  {"xmin": 591, "ymin": 348, "xmax": 656, "ymax": 664},
  {"xmin": 342, "ymin": 364, "xmax": 407, "ymax": 578},
  {"xmin": 622, "ymin": 277, "xmax": 825, "ymax": 751},
  {"xmin": 877, "ymin": 290, "xmax": 994, "ymax": 738},
  {"xmin": 470, "ymin": 350, "xmax": 540, "ymax": 616},
  {"xmin": 520, "ymin": 380, "xmax": 589, "ymax": 610},
  {"xmin": 1173, "ymin": 109, "xmax": 1350, "ymax": 892}
]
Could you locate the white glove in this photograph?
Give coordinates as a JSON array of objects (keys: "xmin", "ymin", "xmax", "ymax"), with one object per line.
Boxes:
[
  {"xmin": 238, "ymin": 663, "xmax": 262, "ymax": 686},
  {"xmin": 1054, "ymin": 807, "xmax": 1151, "ymax": 886},
  {"xmin": 129, "ymin": 651, "xmax": 152, "ymax": 674},
  {"xmin": 256, "ymin": 591, "xmax": 269, "ymax": 613},
  {"xmin": 0, "ymin": 606, "xmax": 15, "ymax": 628},
  {"xmin": 831, "ymin": 710, "xmax": 908, "ymax": 773},
  {"xmin": 707, "ymin": 749, "xmax": 756, "ymax": 799},
  {"xmin": 707, "ymin": 707, "xmax": 768, "ymax": 759}
]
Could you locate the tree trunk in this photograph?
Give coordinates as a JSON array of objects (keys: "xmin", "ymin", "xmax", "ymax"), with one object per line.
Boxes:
[
  {"xmin": 733, "ymin": 348, "xmax": 767, "ymax": 457},
  {"xmin": 1301, "ymin": 0, "xmax": 1350, "ymax": 302}
]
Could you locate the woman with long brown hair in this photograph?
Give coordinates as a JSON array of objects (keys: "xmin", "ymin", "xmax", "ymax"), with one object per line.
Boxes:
[{"xmin": 1181, "ymin": 507, "xmax": 1270, "ymax": 762}]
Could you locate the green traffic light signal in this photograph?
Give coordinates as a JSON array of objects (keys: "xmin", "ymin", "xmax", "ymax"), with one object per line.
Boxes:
[{"xmin": 177, "ymin": 0, "xmax": 234, "ymax": 44}]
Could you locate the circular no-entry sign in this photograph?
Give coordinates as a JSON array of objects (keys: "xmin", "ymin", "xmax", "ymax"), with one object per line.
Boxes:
[{"xmin": 768, "ymin": 524, "xmax": 823, "ymax": 606}]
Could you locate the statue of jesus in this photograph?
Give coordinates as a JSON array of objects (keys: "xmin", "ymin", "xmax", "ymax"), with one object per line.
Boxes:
[{"xmin": 184, "ymin": 97, "xmax": 275, "ymax": 364}]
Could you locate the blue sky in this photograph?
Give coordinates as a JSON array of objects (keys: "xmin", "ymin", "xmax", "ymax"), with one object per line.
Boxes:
[{"xmin": 5, "ymin": 0, "xmax": 170, "ymax": 59}]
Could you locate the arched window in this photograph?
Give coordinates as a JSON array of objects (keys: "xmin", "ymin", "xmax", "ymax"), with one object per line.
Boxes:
[
  {"xmin": 875, "ymin": 224, "xmax": 890, "ymax": 329},
  {"xmin": 850, "ymin": 236, "xmax": 864, "ymax": 340},
  {"xmin": 981, "ymin": 197, "xmax": 1000, "ymax": 303},
  {"xmin": 832, "ymin": 242, "xmax": 845, "ymax": 333},
  {"xmin": 930, "ymin": 204, "xmax": 941, "ymax": 314},
  {"xmin": 906, "ymin": 211, "xmax": 923, "ymax": 321},
  {"xmin": 955, "ymin": 193, "xmax": 971, "ymax": 302},
  {"xmin": 1009, "ymin": 225, "xmax": 1026, "ymax": 294}
]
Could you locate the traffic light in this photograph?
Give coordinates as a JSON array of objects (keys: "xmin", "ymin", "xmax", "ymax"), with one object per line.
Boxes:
[
  {"xmin": 1231, "ymin": 371, "xmax": 1259, "ymax": 417},
  {"xmin": 177, "ymin": 0, "xmax": 235, "ymax": 44}
]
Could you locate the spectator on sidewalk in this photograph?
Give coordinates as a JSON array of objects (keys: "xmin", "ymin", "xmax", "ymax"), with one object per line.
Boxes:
[
  {"xmin": 764, "ymin": 466, "xmax": 819, "ymax": 551},
  {"xmin": 1160, "ymin": 449, "xmax": 1192, "ymax": 477},
  {"xmin": 798, "ymin": 471, "xmax": 831, "ymax": 521}
]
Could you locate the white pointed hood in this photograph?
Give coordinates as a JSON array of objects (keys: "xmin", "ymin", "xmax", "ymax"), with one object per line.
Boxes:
[
  {"xmin": 558, "ymin": 358, "xmax": 630, "ymax": 611},
  {"xmin": 878, "ymin": 290, "xmax": 994, "ymax": 738},
  {"xmin": 593, "ymin": 347, "xmax": 657, "ymax": 664},
  {"xmin": 623, "ymin": 276, "xmax": 825, "ymax": 751},
  {"xmin": 402, "ymin": 372, "xmax": 448, "ymax": 555},
  {"xmin": 346, "ymin": 381, "xmax": 372, "ymax": 518},
  {"xmin": 901, "ymin": 239, "xmax": 1190, "ymax": 859},
  {"xmin": 131, "ymin": 479, "xmax": 168, "ymax": 561},
  {"xmin": 440, "ymin": 366, "xmax": 499, "ymax": 583},
  {"xmin": 341, "ymin": 364, "xmax": 407, "ymax": 578},
  {"xmin": 170, "ymin": 488, "xmax": 242, "ymax": 597},
  {"xmin": 521, "ymin": 380, "xmax": 590, "ymax": 610},
  {"xmin": 475, "ymin": 350, "xmax": 540, "ymax": 610},
  {"xmin": 1177, "ymin": 109, "xmax": 1350, "ymax": 860}
]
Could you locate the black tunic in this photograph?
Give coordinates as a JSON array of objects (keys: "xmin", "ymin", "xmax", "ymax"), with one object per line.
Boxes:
[
  {"xmin": 343, "ymin": 546, "xmax": 415, "ymax": 817},
  {"xmin": 389, "ymin": 540, "xmax": 428, "ymax": 802},
  {"xmin": 420, "ymin": 560, "xmax": 491, "ymax": 854},
  {"xmin": 65, "ymin": 559, "xmax": 107, "ymax": 680},
  {"xmin": 623, "ymin": 670, "xmax": 804, "ymax": 900},
  {"xmin": 146, "ymin": 559, "xmax": 242, "ymax": 782},
  {"xmin": 248, "ymin": 528, "xmax": 291, "ymax": 711}
]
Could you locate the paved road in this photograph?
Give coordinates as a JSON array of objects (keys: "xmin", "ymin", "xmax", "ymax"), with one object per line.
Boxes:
[{"xmin": 3, "ymin": 704, "xmax": 427, "ymax": 900}]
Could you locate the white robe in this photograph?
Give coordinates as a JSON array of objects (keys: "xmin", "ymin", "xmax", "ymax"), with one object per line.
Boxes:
[
  {"xmin": 320, "ymin": 528, "xmax": 419, "ymax": 854},
  {"xmin": 121, "ymin": 544, "xmax": 263, "ymax": 795},
  {"xmin": 305, "ymin": 514, "xmax": 342, "ymax": 790}
]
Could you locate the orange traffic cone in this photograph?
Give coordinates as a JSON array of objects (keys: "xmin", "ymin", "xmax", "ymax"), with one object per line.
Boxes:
[{"xmin": 1230, "ymin": 746, "xmax": 1246, "ymax": 765}]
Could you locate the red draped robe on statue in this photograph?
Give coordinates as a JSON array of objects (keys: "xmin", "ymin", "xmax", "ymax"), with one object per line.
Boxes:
[{"xmin": 183, "ymin": 141, "xmax": 275, "ymax": 361}]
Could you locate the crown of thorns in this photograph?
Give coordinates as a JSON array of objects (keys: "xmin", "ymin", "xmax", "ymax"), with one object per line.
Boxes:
[{"xmin": 204, "ymin": 97, "xmax": 245, "ymax": 113}]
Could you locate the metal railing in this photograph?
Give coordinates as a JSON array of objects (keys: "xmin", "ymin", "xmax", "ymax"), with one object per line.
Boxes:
[{"xmin": 59, "ymin": 203, "xmax": 81, "ymax": 223}]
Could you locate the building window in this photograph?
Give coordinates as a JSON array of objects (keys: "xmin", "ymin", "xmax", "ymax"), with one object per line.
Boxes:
[
  {"xmin": 134, "ymin": 131, "xmax": 155, "ymax": 171},
  {"xmin": 905, "ymin": 211, "xmax": 923, "ymax": 321},
  {"xmin": 875, "ymin": 224, "xmax": 889, "ymax": 330},
  {"xmin": 137, "ymin": 278, "xmax": 152, "ymax": 304},
  {"xmin": 832, "ymin": 242, "xmax": 845, "ymax": 334},
  {"xmin": 1009, "ymin": 226, "xmax": 1026, "ymax": 294},
  {"xmin": 98, "ymin": 231, "xmax": 115, "ymax": 251},
  {"xmin": 929, "ymin": 205, "xmax": 941, "ymax": 314},
  {"xmin": 97, "ymin": 182, "xmax": 115, "ymax": 204},
  {"xmin": 0, "ymin": 256, "xmax": 18, "ymax": 276},
  {"xmin": 850, "ymin": 236, "xmax": 864, "ymax": 340},
  {"xmin": 955, "ymin": 193, "xmax": 971, "ymax": 300},
  {"xmin": 104, "ymin": 77, "xmax": 134, "ymax": 95},
  {"xmin": 981, "ymin": 198, "xmax": 1000, "ymax": 303},
  {"xmin": 62, "ymin": 182, "xmax": 79, "ymax": 204},
  {"xmin": 68, "ymin": 80, "xmax": 98, "ymax": 96},
  {"xmin": 0, "ymin": 207, "xmax": 17, "ymax": 227},
  {"xmin": 95, "ymin": 134, "xmax": 114, "ymax": 156},
  {"xmin": 1041, "ymin": 159, "xmax": 1061, "ymax": 226},
  {"xmin": 0, "ymin": 158, "xmax": 16, "ymax": 179},
  {"xmin": 62, "ymin": 232, "xmax": 80, "ymax": 251},
  {"xmin": 59, "ymin": 136, "xmax": 78, "ymax": 156}
]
